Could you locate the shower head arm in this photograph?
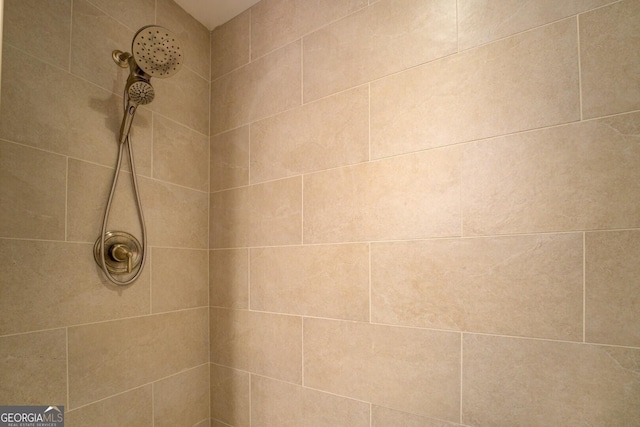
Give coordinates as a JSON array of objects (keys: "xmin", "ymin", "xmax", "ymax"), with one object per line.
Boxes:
[
  {"xmin": 128, "ymin": 60, "xmax": 153, "ymax": 84},
  {"xmin": 112, "ymin": 50, "xmax": 131, "ymax": 68},
  {"xmin": 113, "ymin": 52, "xmax": 154, "ymax": 84}
]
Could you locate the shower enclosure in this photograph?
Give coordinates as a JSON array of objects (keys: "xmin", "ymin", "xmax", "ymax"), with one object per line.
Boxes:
[{"xmin": 2, "ymin": 0, "xmax": 639, "ymax": 425}]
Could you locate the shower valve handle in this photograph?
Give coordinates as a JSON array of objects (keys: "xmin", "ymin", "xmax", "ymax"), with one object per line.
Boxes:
[
  {"xmin": 111, "ymin": 244, "xmax": 133, "ymax": 273},
  {"xmin": 94, "ymin": 231, "xmax": 142, "ymax": 278}
]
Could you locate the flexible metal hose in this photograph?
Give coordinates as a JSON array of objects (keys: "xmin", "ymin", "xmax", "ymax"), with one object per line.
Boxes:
[{"xmin": 97, "ymin": 95, "xmax": 148, "ymax": 286}]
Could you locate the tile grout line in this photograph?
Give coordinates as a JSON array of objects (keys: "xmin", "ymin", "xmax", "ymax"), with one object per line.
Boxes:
[
  {"xmin": 65, "ymin": 327, "xmax": 70, "ymax": 410},
  {"xmin": 368, "ymin": 83, "xmax": 371, "ymax": 161},
  {"xmin": 459, "ymin": 332, "xmax": 464, "ymax": 424},
  {"xmin": 151, "ymin": 382, "xmax": 155, "ymax": 427},
  {"xmin": 207, "ymin": 358, "xmax": 211, "ymax": 422},
  {"xmin": 301, "ymin": 317, "xmax": 305, "ymax": 387},
  {"xmin": 65, "ymin": 157, "xmax": 69, "ymax": 242},
  {"xmin": 583, "ymin": 231, "xmax": 586, "ymax": 343},
  {"xmin": 68, "ymin": 0, "xmax": 73, "ymax": 73},
  {"xmin": 576, "ymin": 16, "xmax": 584, "ymax": 121},
  {"xmin": 149, "ymin": 249, "xmax": 153, "ymax": 314},
  {"xmin": 368, "ymin": 243, "xmax": 372, "ymax": 324},
  {"xmin": 249, "ymin": 6, "xmax": 253, "ymax": 63},
  {"xmin": 247, "ymin": 248, "xmax": 252, "ymax": 311},
  {"xmin": 248, "ymin": 122, "xmax": 253, "ymax": 186},
  {"xmin": 456, "ymin": 0, "xmax": 460, "ymax": 53},
  {"xmin": 150, "ymin": 113, "xmax": 154, "ymax": 181},
  {"xmin": 248, "ymin": 371, "xmax": 253, "ymax": 426},
  {"xmin": 207, "ymin": 228, "xmax": 640, "ymax": 251},
  {"xmin": 66, "ymin": 363, "xmax": 210, "ymax": 414},
  {"xmin": 301, "ymin": 36, "xmax": 305, "ymax": 106}
]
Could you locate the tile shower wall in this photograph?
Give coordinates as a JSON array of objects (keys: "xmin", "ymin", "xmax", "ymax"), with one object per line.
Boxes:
[
  {"xmin": 210, "ymin": 0, "xmax": 640, "ymax": 426},
  {"xmin": 1, "ymin": 0, "xmax": 210, "ymax": 426}
]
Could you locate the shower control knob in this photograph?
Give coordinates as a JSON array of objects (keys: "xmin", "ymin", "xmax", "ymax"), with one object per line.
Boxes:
[
  {"xmin": 94, "ymin": 231, "xmax": 142, "ymax": 277},
  {"xmin": 110, "ymin": 244, "xmax": 134, "ymax": 273}
]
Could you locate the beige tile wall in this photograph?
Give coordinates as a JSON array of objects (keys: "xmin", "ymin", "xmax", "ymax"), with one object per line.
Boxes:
[
  {"xmin": 1, "ymin": 0, "xmax": 210, "ymax": 425},
  {"xmin": 209, "ymin": 0, "xmax": 639, "ymax": 425},
  {"xmin": 1, "ymin": 0, "xmax": 637, "ymax": 425}
]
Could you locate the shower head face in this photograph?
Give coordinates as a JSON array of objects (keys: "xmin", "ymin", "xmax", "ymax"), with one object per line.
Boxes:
[
  {"xmin": 127, "ymin": 80, "xmax": 155, "ymax": 105},
  {"xmin": 131, "ymin": 25, "xmax": 183, "ymax": 78}
]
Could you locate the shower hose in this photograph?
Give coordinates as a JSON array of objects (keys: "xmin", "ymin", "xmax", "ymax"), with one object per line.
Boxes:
[{"xmin": 97, "ymin": 94, "xmax": 148, "ymax": 286}]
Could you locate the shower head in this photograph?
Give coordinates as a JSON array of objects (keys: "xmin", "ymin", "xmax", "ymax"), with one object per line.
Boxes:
[
  {"xmin": 127, "ymin": 79, "xmax": 155, "ymax": 105},
  {"xmin": 118, "ymin": 77, "xmax": 155, "ymax": 144},
  {"xmin": 113, "ymin": 25, "xmax": 183, "ymax": 78},
  {"xmin": 113, "ymin": 25, "xmax": 182, "ymax": 143},
  {"xmin": 131, "ymin": 25, "xmax": 183, "ymax": 78}
]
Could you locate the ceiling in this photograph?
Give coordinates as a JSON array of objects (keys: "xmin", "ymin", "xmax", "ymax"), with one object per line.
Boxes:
[{"xmin": 174, "ymin": 0, "xmax": 262, "ymax": 30}]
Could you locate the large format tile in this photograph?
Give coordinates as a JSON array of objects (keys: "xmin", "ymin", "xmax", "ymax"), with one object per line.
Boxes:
[
  {"xmin": 65, "ymin": 386, "xmax": 152, "ymax": 427},
  {"xmin": 372, "ymin": 406, "xmax": 461, "ymax": 427},
  {"xmin": 251, "ymin": 375, "xmax": 370, "ymax": 427},
  {"xmin": 303, "ymin": 0, "xmax": 456, "ymax": 102},
  {"xmin": 304, "ymin": 319, "xmax": 460, "ymax": 421},
  {"xmin": 250, "ymin": 86, "xmax": 369, "ymax": 183},
  {"xmin": 0, "ymin": 46, "xmax": 152, "ymax": 171},
  {"xmin": 71, "ymin": 0, "xmax": 134, "ymax": 94},
  {"xmin": 462, "ymin": 334, "xmax": 640, "ymax": 425},
  {"xmin": 250, "ymin": 244, "xmax": 369, "ymax": 320},
  {"xmin": 153, "ymin": 365, "xmax": 210, "ymax": 427},
  {"xmin": 462, "ymin": 112, "xmax": 640, "ymax": 235},
  {"xmin": 157, "ymin": 0, "xmax": 211, "ymax": 80},
  {"xmin": 210, "ymin": 41, "xmax": 301, "ymax": 134},
  {"xmin": 67, "ymin": 159, "xmax": 142, "ymax": 243},
  {"xmin": 586, "ymin": 230, "xmax": 640, "ymax": 347},
  {"xmin": 210, "ymin": 308, "xmax": 302, "ymax": 383},
  {"xmin": 580, "ymin": 0, "xmax": 640, "ymax": 118},
  {"xmin": 371, "ymin": 18, "xmax": 580, "ymax": 159},
  {"xmin": 0, "ymin": 240, "xmax": 150, "ymax": 335},
  {"xmin": 84, "ymin": 0, "xmax": 155, "ymax": 31},
  {"xmin": 0, "ymin": 330, "xmax": 67, "ymax": 406},
  {"xmin": 68, "ymin": 308, "xmax": 208, "ymax": 408},
  {"xmin": 372, "ymin": 233, "xmax": 583, "ymax": 340},
  {"xmin": 151, "ymin": 248, "xmax": 209, "ymax": 313},
  {"xmin": 210, "ymin": 10, "xmax": 251, "ymax": 80},
  {"xmin": 152, "ymin": 67, "xmax": 210, "ymax": 135},
  {"xmin": 210, "ymin": 177, "xmax": 302, "ymax": 248},
  {"xmin": 141, "ymin": 177, "xmax": 209, "ymax": 249},
  {"xmin": 3, "ymin": 0, "xmax": 71, "ymax": 69},
  {"xmin": 210, "ymin": 249, "xmax": 249, "ymax": 309},
  {"xmin": 210, "ymin": 364, "xmax": 250, "ymax": 427},
  {"xmin": 458, "ymin": 0, "xmax": 613, "ymax": 50},
  {"xmin": 210, "ymin": 126, "xmax": 250, "ymax": 192},
  {"xmin": 0, "ymin": 141, "xmax": 66, "ymax": 240},
  {"xmin": 251, "ymin": 0, "xmax": 367, "ymax": 59},
  {"xmin": 153, "ymin": 115, "xmax": 209, "ymax": 191},
  {"xmin": 304, "ymin": 147, "xmax": 461, "ymax": 243}
]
